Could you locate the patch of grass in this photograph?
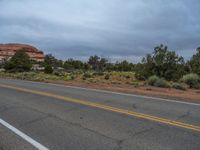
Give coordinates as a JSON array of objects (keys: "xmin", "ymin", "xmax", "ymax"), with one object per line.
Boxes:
[{"xmin": 0, "ymin": 72, "xmax": 74, "ymax": 81}]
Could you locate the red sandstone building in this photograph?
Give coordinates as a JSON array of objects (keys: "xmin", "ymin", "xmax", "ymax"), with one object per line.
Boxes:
[{"xmin": 0, "ymin": 43, "xmax": 45, "ymax": 62}]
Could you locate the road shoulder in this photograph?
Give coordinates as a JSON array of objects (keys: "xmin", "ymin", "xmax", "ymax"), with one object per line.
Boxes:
[{"xmin": 45, "ymin": 80, "xmax": 200, "ymax": 104}]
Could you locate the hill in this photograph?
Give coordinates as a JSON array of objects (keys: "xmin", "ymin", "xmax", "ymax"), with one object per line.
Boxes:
[{"xmin": 0, "ymin": 43, "xmax": 44, "ymax": 62}]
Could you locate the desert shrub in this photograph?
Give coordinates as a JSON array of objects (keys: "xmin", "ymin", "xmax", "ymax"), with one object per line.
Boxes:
[
  {"xmin": 4, "ymin": 50, "xmax": 32, "ymax": 72},
  {"xmin": 65, "ymin": 75, "xmax": 72, "ymax": 81},
  {"xmin": 147, "ymin": 75, "xmax": 170, "ymax": 88},
  {"xmin": 104, "ymin": 74, "xmax": 110, "ymax": 80},
  {"xmin": 21, "ymin": 72, "xmax": 38, "ymax": 80},
  {"xmin": 98, "ymin": 72, "xmax": 104, "ymax": 76},
  {"xmin": 53, "ymin": 71, "xmax": 64, "ymax": 76},
  {"xmin": 132, "ymin": 81, "xmax": 139, "ymax": 87},
  {"xmin": 171, "ymin": 82, "xmax": 187, "ymax": 90},
  {"xmin": 82, "ymin": 72, "xmax": 92, "ymax": 80},
  {"xmin": 44, "ymin": 65, "xmax": 53, "ymax": 74},
  {"xmin": 154, "ymin": 78, "xmax": 171, "ymax": 88},
  {"xmin": 180, "ymin": 73, "xmax": 200, "ymax": 89},
  {"xmin": 70, "ymin": 75, "xmax": 75, "ymax": 80},
  {"xmin": 93, "ymin": 72, "xmax": 104, "ymax": 76},
  {"xmin": 134, "ymin": 44, "xmax": 186, "ymax": 81},
  {"xmin": 147, "ymin": 75, "xmax": 159, "ymax": 86},
  {"xmin": 125, "ymin": 75, "xmax": 130, "ymax": 79},
  {"xmin": 84, "ymin": 72, "xmax": 92, "ymax": 78},
  {"xmin": 189, "ymin": 48, "xmax": 200, "ymax": 75}
]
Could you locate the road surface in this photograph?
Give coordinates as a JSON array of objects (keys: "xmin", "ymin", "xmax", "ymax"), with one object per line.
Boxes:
[{"xmin": 0, "ymin": 79, "xmax": 199, "ymax": 150}]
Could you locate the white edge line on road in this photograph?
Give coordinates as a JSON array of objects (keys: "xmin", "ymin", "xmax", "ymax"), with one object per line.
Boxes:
[
  {"xmin": 57, "ymin": 85, "xmax": 200, "ymax": 106},
  {"xmin": 0, "ymin": 118, "xmax": 49, "ymax": 150},
  {"xmin": 2, "ymin": 79, "xmax": 200, "ymax": 106},
  {"xmin": 28, "ymin": 80, "xmax": 200, "ymax": 106}
]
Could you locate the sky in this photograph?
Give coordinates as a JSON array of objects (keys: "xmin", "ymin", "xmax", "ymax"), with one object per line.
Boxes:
[{"xmin": 0, "ymin": 0, "xmax": 200, "ymax": 62}]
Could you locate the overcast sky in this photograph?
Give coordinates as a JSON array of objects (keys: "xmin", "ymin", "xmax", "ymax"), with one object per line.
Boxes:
[{"xmin": 0, "ymin": 0, "xmax": 199, "ymax": 62}]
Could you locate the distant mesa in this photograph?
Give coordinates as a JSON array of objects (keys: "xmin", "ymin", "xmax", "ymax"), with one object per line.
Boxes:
[{"xmin": 0, "ymin": 43, "xmax": 45, "ymax": 62}]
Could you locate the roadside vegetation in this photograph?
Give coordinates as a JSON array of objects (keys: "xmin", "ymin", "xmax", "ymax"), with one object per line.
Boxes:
[{"xmin": 0, "ymin": 45, "xmax": 200, "ymax": 91}]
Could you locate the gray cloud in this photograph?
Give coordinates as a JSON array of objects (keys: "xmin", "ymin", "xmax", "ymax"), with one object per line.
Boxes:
[{"xmin": 0, "ymin": 0, "xmax": 200, "ymax": 62}]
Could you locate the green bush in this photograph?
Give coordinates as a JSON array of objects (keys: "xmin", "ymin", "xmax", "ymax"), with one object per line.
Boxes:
[
  {"xmin": 134, "ymin": 45, "xmax": 186, "ymax": 81},
  {"xmin": 147, "ymin": 75, "xmax": 159, "ymax": 86},
  {"xmin": 53, "ymin": 71, "xmax": 64, "ymax": 76},
  {"xmin": 132, "ymin": 81, "xmax": 139, "ymax": 87},
  {"xmin": 104, "ymin": 74, "xmax": 110, "ymax": 80},
  {"xmin": 93, "ymin": 72, "xmax": 104, "ymax": 76},
  {"xmin": 171, "ymin": 82, "xmax": 187, "ymax": 90},
  {"xmin": 4, "ymin": 50, "xmax": 32, "ymax": 72},
  {"xmin": 44, "ymin": 65, "xmax": 53, "ymax": 74},
  {"xmin": 147, "ymin": 75, "xmax": 170, "ymax": 88},
  {"xmin": 154, "ymin": 78, "xmax": 171, "ymax": 88},
  {"xmin": 65, "ymin": 75, "xmax": 72, "ymax": 81},
  {"xmin": 70, "ymin": 75, "xmax": 75, "ymax": 80},
  {"xmin": 125, "ymin": 75, "xmax": 130, "ymax": 79},
  {"xmin": 82, "ymin": 72, "xmax": 92, "ymax": 80},
  {"xmin": 180, "ymin": 73, "xmax": 200, "ymax": 89},
  {"xmin": 189, "ymin": 48, "xmax": 200, "ymax": 76}
]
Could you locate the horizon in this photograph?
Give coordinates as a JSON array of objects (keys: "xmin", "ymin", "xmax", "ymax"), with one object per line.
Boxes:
[
  {"xmin": 0, "ymin": 0, "xmax": 199, "ymax": 62},
  {"xmin": 0, "ymin": 42, "xmax": 199, "ymax": 64}
]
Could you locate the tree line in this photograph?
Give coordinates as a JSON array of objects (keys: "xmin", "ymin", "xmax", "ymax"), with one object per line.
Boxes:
[
  {"xmin": 1, "ymin": 44, "xmax": 200, "ymax": 82},
  {"xmin": 43, "ymin": 54, "xmax": 135, "ymax": 72}
]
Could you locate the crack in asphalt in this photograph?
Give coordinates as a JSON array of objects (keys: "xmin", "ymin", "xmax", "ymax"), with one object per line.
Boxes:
[
  {"xmin": 114, "ymin": 127, "xmax": 154, "ymax": 150},
  {"xmin": 114, "ymin": 139, "xmax": 125, "ymax": 150},
  {"xmin": 16, "ymin": 104, "xmax": 128, "ymax": 150},
  {"xmin": 0, "ymin": 102, "xmax": 20, "ymax": 114},
  {"xmin": 1, "ymin": 97, "xmax": 157, "ymax": 150},
  {"xmin": 19, "ymin": 115, "xmax": 49, "ymax": 128},
  {"xmin": 0, "ymin": 146, "xmax": 5, "ymax": 150},
  {"xmin": 48, "ymin": 113, "xmax": 130, "ymax": 150},
  {"xmin": 132, "ymin": 103, "xmax": 137, "ymax": 109},
  {"xmin": 176, "ymin": 110, "xmax": 190, "ymax": 121},
  {"xmin": 19, "ymin": 106, "xmax": 132, "ymax": 150},
  {"xmin": 131, "ymin": 127, "xmax": 153, "ymax": 137},
  {"xmin": 48, "ymin": 113, "xmax": 118, "ymax": 141},
  {"xmin": 0, "ymin": 106, "xmax": 10, "ymax": 113},
  {"xmin": 15, "ymin": 103, "xmax": 121, "ymax": 145}
]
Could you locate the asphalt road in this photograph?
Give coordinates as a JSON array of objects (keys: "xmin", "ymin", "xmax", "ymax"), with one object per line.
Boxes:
[{"xmin": 0, "ymin": 79, "xmax": 199, "ymax": 150}]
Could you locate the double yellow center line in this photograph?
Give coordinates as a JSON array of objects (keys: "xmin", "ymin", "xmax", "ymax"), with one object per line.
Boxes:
[{"xmin": 0, "ymin": 83, "xmax": 199, "ymax": 132}]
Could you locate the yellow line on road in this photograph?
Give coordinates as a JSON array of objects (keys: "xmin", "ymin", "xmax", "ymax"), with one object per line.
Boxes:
[{"xmin": 0, "ymin": 83, "xmax": 200, "ymax": 132}]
